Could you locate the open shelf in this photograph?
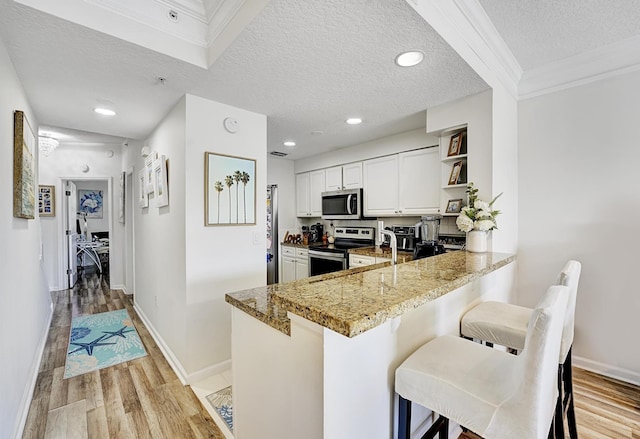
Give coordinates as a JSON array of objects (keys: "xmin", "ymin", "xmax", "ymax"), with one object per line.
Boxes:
[
  {"xmin": 442, "ymin": 153, "xmax": 468, "ymax": 163},
  {"xmin": 443, "ymin": 183, "xmax": 467, "ymax": 189}
]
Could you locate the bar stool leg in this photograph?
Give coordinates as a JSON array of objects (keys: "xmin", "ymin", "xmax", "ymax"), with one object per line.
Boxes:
[
  {"xmin": 398, "ymin": 395, "xmax": 411, "ymax": 439},
  {"xmin": 555, "ymin": 365, "xmax": 565, "ymax": 439},
  {"xmin": 564, "ymin": 347, "xmax": 578, "ymax": 439}
]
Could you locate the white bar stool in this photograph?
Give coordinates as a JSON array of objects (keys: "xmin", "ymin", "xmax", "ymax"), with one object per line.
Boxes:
[
  {"xmin": 460, "ymin": 260, "xmax": 581, "ymax": 439},
  {"xmin": 396, "ymin": 285, "xmax": 569, "ymax": 439}
]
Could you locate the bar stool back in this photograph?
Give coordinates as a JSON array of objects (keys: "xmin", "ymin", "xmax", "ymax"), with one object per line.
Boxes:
[
  {"xmin": 395, "ymin": 285, "xmax": 569, "ymax": 439},
  {"xmin": 460, "ymin": 260, "xmax": 581, "ymax": 438}
]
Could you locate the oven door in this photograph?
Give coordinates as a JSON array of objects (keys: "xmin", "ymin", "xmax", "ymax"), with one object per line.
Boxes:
[{"xmin": 308, "ymin": 250, "xmax": 347, "ymax": 276}]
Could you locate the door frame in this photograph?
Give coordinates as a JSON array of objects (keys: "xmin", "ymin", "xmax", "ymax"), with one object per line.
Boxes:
[{"xmin": 57, "ymin": 176, "xmax": 113, "ymax": 289}]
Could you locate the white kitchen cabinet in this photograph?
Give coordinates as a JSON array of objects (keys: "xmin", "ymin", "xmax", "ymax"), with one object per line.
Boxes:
[
  {"xmin": 398, "ymin": 148, "xmax": 440, "ymax": 215},
  {"xmin": 363, "ymin": 155, "xmax": 399, "ymax": 216},
  {"xmin": 281, "ymin": 246, "xmax": 309, "ymax": 282},
  {"xmin": 296, "ymin": 170, "xmax": 325, "ymax": 217},
  {"xmin": 349, "ymin": 254, "xmax": 376, "ymax": 268},
  {"xmin": 325, "ymin": 162, "xmax": 363, "ymax": 191},
  {"xmin": 281, "ymin": 255, "xmax": 296, "ymax": 283},
  {"xmin": 363, "ymin": 147, "xmax": 440, "ymax": 216}
]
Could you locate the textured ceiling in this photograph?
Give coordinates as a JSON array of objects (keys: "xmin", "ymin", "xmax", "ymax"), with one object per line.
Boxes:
[
  {"xmin": 478, "ymin": 0, "xmax": 640, "ymax": 71},
  {"xmin": 4, "ymin": 0, "xmax": 640, "ymax": 161}
]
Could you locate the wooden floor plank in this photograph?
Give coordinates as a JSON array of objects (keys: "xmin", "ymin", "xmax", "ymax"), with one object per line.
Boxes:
[
  {"xmin": 24, "ymin": 270, "xmax": 640, "ymax": 439},
  {"xmin": 22, "ymin": 270, "xmax": 224, "ymax": 439}
]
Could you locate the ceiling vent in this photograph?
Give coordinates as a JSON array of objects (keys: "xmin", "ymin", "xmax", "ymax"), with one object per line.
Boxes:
[{"xmin": 270, "ymin": 151, "xmax": 288, "ymax": 157}]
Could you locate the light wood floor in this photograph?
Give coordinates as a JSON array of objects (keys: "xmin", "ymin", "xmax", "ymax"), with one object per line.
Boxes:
[
  {"xmin": 21, "ymin": 271, "xmax": 640, "ymax": 439},
  {"xmin": 22, "ymin": 271, "xmax": 225, "ymax": 439},
  {"xmin": 459, "ymin": 367, "xmax": 640, "ymax": 439}
]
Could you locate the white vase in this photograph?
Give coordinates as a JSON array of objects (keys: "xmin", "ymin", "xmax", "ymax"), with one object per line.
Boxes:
[{"xmin": 467, "ymin": 230, "xmax": 487, "ymax": 253}]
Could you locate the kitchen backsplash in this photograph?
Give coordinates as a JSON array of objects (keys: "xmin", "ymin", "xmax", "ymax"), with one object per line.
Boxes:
[{"xmin": 297, "ymin": 215, "xmax": 464, "ymax": 245}]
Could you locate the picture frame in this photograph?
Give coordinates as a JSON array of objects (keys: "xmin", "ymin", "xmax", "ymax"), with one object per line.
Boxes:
[
  {"xmin": 118, "ymin": 171, "xmax": 125, "ymax": 223},
  {"xmin": 448, "ymin": 160, "xmax": 464, "ymax": 185},
  {"xmin": 205, "ymin": 152, "xmax": 256, "ymax": 226},
  {"xmin": 78, "ymin": 189, "xmax": 104, "ymax": 218},
  {"xmin": 144, "ymin": 152, "xmax": 157, "ymax": 194},
  {"xmin": 445, "ymin": 198, "xmax": 463, "ymax": 214},
  {"xmin": 447, "ymin": 132, "xmax": 464, "ymax": 157},
  {"xmin": 153, "ymin": 155, "xmax": 169, "ymax": 208},
  {"xmin": 38, "ymin": 185, "xmax": 56, "ymax": 217},
  {"xmin": 13, "ymin": 110, "xmax": 36, "ymax": 219},
  {"xmin": 138, "ymin": 169, "xmax": 148, "ymax": 208}
]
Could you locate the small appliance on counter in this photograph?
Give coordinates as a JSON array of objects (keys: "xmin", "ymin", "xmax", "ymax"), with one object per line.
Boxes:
[
  {"xmin": 392, "ymin": 225, "xmax": 417, "ymax": 252},
  {"xmin": 309, "ymin": 223, "xmax": 324, "ymax": 243},
  {"xmin": 413, "ymin": 215, "xmax": 445, "ymax": 260}
]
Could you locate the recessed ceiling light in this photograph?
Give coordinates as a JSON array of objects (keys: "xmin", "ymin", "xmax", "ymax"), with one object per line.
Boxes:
[
  {"xmin": 283, "ymin": 141, "xmax": 296, "ymax": 147},
  {"xmin": 346, "ymin": 118, "xmax": 362, "ymax": 125},
  {"xmin": 395, "ymin": 50, "xmax": 424, "ymax": 67},
  {"xmin": 94, "ymin": 107, "xmax": 116, "ymax": 116}
]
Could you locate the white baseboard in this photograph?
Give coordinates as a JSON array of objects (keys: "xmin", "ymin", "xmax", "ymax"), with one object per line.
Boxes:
[
  {"xmin": 188, "ymin": 359, "xmax": 232, "ymax": 384},
  {"xmin": 134, "ymin": 304, "xmax": 190, "ymax": 385},
  {"xmin": 14, "ymin": 302, "xmax": 54, "ymax": 439},
  {"xmin": 132, "ymin": 304, "xmax": 232, "ymax": 386},
  {"xmin": 573, "ymin": 355, "xmax": 640, "ymax": 387},
  {"xmin": 111, "ymin": 284, "xmax": 128, "ymax": 294}
]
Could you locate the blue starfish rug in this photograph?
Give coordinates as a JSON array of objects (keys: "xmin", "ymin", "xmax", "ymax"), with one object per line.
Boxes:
[
  {"xmin": 206, "ymin": 386, "xmax": 233, "ymax": 432},
  {"xmin": 64, "ymin": 309, "xmax": 147, "ymax": 379}
]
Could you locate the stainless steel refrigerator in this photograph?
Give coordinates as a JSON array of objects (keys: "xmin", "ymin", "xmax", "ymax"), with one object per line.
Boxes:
[{"xmin": 267, "ymin": 185, "xmax": 278, "ymax": 284}]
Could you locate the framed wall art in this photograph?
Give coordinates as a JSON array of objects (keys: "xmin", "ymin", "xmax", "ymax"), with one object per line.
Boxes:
[
  {"xmin": 205, "ymin": 152, "xmax": 256, "ymax": 226},
  {"xmin": 13, "ymin": 110, "xmax": 36, "ymax": 219},
  {"xmin": 154, "ymin": 155, "xmax": 169, "ymax": 208},
  {"xmin": 38, "ymin": 185, "xmax": 56, "ymax": 217},
  {"xmin": 445, "ymin": 198, "xmax": 463, "ymax": 214},
  {"xmin": 138, "ymin": 169, "xmax": 148, "ymax": 208},
  {"xmin": 78, "ymin": 189, "xmax": 104, "ymax": 218},
  {"xmin": 447, "ymin": 132, "xmax": 464, "ymax": 157},
  {"xmin": 448, "ymin": 160, "xmax": 464, "ymax": 185},
  {"xmin": 118, "ymin": 171, "xmax": 125, "ymax": 223},
  {"xmin": 144, "ymin": 152, "xmax": 157, "ymax": 194}
]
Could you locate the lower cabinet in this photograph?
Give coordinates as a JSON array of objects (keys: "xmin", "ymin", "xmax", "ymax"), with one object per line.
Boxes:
[
  {"xmin": 349, "ymin": 254, "xmax": 391, "ymax": 268},
  {"xmin": 281, "ymin": 246, "xmax": 309, "ymax": 283}
]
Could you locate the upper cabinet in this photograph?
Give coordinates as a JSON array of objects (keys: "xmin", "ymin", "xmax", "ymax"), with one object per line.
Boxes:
[
  {"xmin": 398, "ymin": 148, "xmax": 440, "ymax": 215},
  {"xmin": 363, "ymin": 155, "xmax": 399, "ymax": 216},
  {"xmin": 362, "ymin": 147, "xmax": 440, "ymax": 216},
  {"xmin": 325, "ymin": 162, "xmax": 363, "ymax": 191},
  {"xmin": 296, "ymin": 170, "xmax": 325, "ymax": 217}
]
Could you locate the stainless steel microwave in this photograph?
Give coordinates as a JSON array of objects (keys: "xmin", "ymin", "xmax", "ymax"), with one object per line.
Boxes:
[{"xmin": 321, "ymin": 188, "xmax": 362, "ymax": 219}]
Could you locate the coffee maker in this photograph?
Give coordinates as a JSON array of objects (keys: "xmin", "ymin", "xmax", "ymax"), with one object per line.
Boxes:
[
  {"xmin": 413, "ymin": 215, "xmax": 445, "ymax": 259},
  {"xmin": 309, "ymin": 223, "xmax": 324, "ymax": 243}
]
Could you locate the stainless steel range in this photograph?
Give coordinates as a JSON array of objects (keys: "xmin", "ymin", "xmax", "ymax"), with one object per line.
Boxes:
[{"xmin": 308, "ymin": 226, "xmax": 375, "ymax": 276}]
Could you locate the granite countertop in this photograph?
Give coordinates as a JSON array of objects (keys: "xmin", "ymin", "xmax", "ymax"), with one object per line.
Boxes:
[
  {"xmin": 281, "ymin": 241, "xmax": 323, "ymax": 249},
  {"xmin": 226, "ymin": 251, "xmax": 515, "ymax": 338},
  {"xmin": 349, "ymin": 246, "xmax": 414, "ymax": 262}
]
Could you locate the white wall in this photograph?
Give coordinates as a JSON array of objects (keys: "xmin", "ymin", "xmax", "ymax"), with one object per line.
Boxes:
[
  {"xmin": 0, "ymin": 37, "xmax": 52, "ymax": 439},
  {"xmin": 518, "ymin": 69, "xmax": 640, "ymax": 382},
  {"xmin": 184, "ymin": 94, "xmax": 267, "ymax": 376},
  {"xmin": 130, "ymin": 94, "xmax": 267, "ymax": 381},
  {"xmin": 39, "ymin": 143, "xmax": 125, "ymax": 290},
  {"xmin": 133, "ymin": 97, "xmax": 189, "ymax": 373}
]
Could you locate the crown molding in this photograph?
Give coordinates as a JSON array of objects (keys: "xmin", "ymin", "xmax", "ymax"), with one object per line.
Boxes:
[
  {"xmin": 407, "ymin": 0, "xmax": 521, "ymax": 99},
  {"xmin": 518, "ymin": 35, "xmax": 640, "ymax": 100}
]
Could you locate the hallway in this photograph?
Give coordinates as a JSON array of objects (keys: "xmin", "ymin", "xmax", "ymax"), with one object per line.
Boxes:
[{"xmin": 22, "ymin": 271, "xmax": 224, "ymax": 438}]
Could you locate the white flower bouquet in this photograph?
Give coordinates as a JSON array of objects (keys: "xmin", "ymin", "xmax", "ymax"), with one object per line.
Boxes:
[{"xmin": 456, "ymin": 182, "xmax": 502, "ymax": 233}]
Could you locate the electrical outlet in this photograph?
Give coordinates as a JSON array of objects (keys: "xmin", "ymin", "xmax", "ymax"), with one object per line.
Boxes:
[{"xmin": 253, "ymin": 231, "xmax": 261, "ymax": 245}]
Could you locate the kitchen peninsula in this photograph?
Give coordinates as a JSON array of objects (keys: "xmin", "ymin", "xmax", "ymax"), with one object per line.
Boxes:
[{"xmin": 226, "ymin": 251, "xmax": 516, "ymax": 438}]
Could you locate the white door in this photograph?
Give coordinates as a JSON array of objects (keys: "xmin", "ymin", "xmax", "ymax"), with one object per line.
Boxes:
[{"xmin": 66, "ymin": 181, "xmax": 78, "ymax": 288}]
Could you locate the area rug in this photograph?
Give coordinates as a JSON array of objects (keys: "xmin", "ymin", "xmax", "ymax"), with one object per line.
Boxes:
[
  {"xmin": 206, "ymin": 386, "xmax": 233, "ymax": 432},
  {"xmin": 64, "ymin": 309, "xmax": 147, "ymax": 379}
]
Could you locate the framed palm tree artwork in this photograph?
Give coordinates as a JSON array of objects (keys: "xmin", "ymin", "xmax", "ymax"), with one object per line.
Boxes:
[{"xmin": 205, "ymin": 152, "xmax": 256, "ymax": 226}]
